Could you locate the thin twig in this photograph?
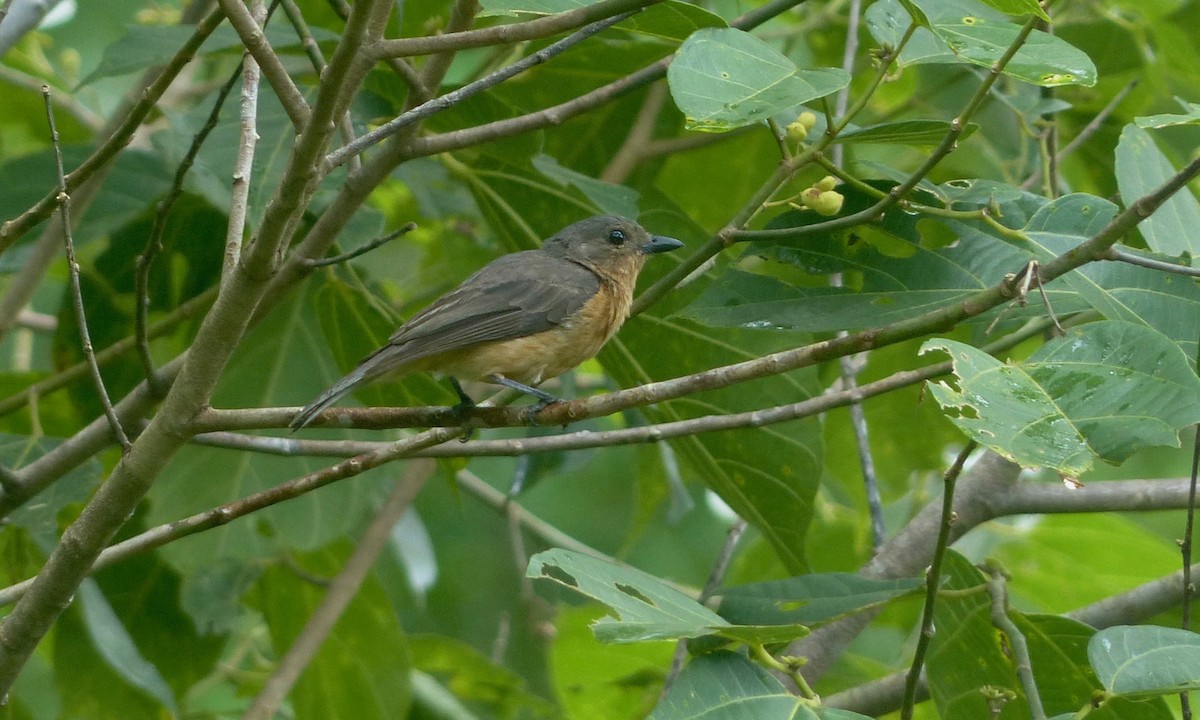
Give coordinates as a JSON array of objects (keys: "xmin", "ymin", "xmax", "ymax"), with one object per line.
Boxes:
[
  {"xmin": 370, "ymin": 0, "xmax": 658, "ymax": 58},
  {"xmin": 600, "ymin": 82, "xmax": 668, "ymax": 184},
  {"xmin": 43, "ymin": 86, "xmax": 130, "ymax": 453},
  {"xmin": 1103, "ymin": 246, "xmax": 1200, "ymax": 278},
  {"xmin": 326, "ymin": 10, "xmax": 638, "ymax": 170},
  {"xmin": 242, "ymin": 460, "xmax": 434, "ymax": 720},
  {"xmin": 900, "ymin": 442, "xmax": 976, "ymax": 720},
  {"xmin": 1182, "ymin": 340, "xmax": 1200, "ymax": 720},
  {"xmin": 1021, "ymin": 78, "xmax": 1139, "ymax": 191},
  {"xmin": 137, "ymin": 61, "xmax": 244, "ymax": 395},
  {"xmin": 984, "ymin": 562, "xmax": 1047, "ymax": 720},
  {"xmin": 304, "ymin": 222, "xmax": 417, "ymax": 267}
]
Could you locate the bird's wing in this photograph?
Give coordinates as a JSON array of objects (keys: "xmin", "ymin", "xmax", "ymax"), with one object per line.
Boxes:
[{"xmin": 369, "ymin": 251, "xmax": 600, "ymax": 368}]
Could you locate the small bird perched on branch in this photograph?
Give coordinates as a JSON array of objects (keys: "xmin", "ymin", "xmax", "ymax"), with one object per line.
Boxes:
[{"xmin": 291, "ymin": 215, "xmax": 683, "ymax": 429}]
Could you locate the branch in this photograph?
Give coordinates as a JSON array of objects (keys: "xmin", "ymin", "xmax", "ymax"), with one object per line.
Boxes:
[
  {"xmin": 43, "ymin": 86, "xmax": 130, "ymax": 452},
  {"xmin": 216, "ymin": 0, "xmax": 310, "ymax": 128},
  {"xmin": 985, "ymin": 564, "xmax": 1047, "ymax": 720},
  {"xmin": 370, "ymin": 0, "xmax": 659, "ymax": 58},
  {"xmin": 326, "ymin": 9, "xmax": 638, "ymax": 170}
]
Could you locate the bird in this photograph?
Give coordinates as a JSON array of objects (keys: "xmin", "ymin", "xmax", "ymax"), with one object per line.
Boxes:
[{"xmin": 290, "ymin": 215, "xmax": 684, "ymax": 430}]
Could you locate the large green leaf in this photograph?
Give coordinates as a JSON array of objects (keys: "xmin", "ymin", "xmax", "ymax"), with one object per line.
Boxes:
[
  {"xmin": 667, "ymin": 28, "xmax": 849, "ymax": 132},
  {"xmin": 716, "ymin": 574, "xmax": 922, "ymax": 628},
  {"xmin": 256, "ymin": 544, "xmax": 412, "ymax": 720},
  {"xmin": 1089, "ymin": 626, "xmax": 1200, "ymax": 698},
  {"xmin": 1115, "ymin": 124, "xmax": 1200, "ymax": 256},
  {"xmin": 1136, "ymin": 101, "xmax": 1200, "ymax": 129},
  {"xmin": 146, "ymin": 287, "xmax": 396, "ymax": 569},
  {"xmin": 866, "ymin": 0, "xmax": 1096, "ymax": 86},
  {"xmin": 923, "ymin": 321, "xmax": 1200, "ymax": 476},
  {"xmin": 528, "ymin": 549, "xmax": 810, "ymax": 644},
  {"xmin": 947, "ymin": 192, "xmax": 1200, "ymax": 360},
  {"xmin": 676, "ymin": 186, "xmax": 1058, "ymax": 333}
]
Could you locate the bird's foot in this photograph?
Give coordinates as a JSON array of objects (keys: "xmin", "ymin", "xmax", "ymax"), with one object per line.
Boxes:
[
  {"xmin": 487, "ymin": 374, "xmax": 562, "ymax": 426},
  {"xmin": 449, "ymin": 377, "xmax": 479, "ymax": 442}
]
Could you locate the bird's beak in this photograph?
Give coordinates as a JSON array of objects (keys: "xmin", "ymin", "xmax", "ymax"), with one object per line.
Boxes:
[{"xmin": 639, "ymin": 235, "xmax": 684, "ymax": 255}]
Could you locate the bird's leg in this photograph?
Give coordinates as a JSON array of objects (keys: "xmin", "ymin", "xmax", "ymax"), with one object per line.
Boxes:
[
  {"xmin": 449, "ymin": 377, "xmax": 478, "ymax": 442},
  {"xmin": 487, "ymin": 374, "xmax": 561, "ymax": 425}
]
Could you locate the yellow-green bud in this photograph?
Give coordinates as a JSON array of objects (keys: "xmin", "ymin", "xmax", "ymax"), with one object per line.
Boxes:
[
  {"xmin": 815, "ymin": 175, "xmax": 838, "ymax": 192},
  {"xmin": 811, "ymin": 190, "xmax": 844, "ymax": 216},
  {"xmin": 798, "ymin": 187, "xmax": 823, "ymax": 209},
  {"xmin": 786, "ymin": 121, "xmax": 808, "ymax": 143},
  {"xmin": 797, "ymin": 111, "xmax": 818, "ymax": 131}
]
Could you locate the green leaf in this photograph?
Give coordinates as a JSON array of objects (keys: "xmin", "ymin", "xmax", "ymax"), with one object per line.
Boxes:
[
  {"xmin": 677, "ymin": 185, "xmax": 1057, "ymax": 334},
  {"xmin": 1089, "ymin": 626, "xmax": 1200, "ymax": 698},
  {"xmin": 146, "ymin": 287, "xmax": 396, "ymax": 568},
  {"xmin": 834, "ymin": 119, "xmax": 978, "ymax": 146},
  {"xmin": 927, "ymin": 17, "xmax": 1097, "ymax": 86},
  {"xmin": 649, "ymin": 652, "xmax": 801, "ymax": 719},
  {"xmin": 667, "ymin": 28, "xmax": 849, "ymax": 132},
  {"xmin": 532, "ymin": 153, "xmax": 640, "ymax": 217},
  {"xmin": 411, "ymin": 635, "xmax": 557, "ymax": 717},
  {"xmin": 528, "ymin": 549, "xmax": 728, "ymax": 642},
  {"xmin": 716, "ymin": 574, "xmax": 923, "ymax": 628},
  {"xmin": 1115, "ymin": 124, "xmax": 1200, "ymax": 256},
  {"xmin": 257, "ymin": 545, "xmax": 412, "ymax": 720},
  {"xmin": 977, "ymin": 0, "xmax": 1050, "ymax": 19},
  {"xmin": 1135, "ymin": 100, "xmax": 1200, "ymax": 128},
  {"xmin": 82, "ymin": 23, "xmax": 337, "ymax": 84},
  {"xmin": 869, "ymin": 0, "xmax": 1096, "ymax": 86},
  {"xmin": 923, "ymin": 321, "xmax": 1200, "ymax": 475},
  {"xmin": 77, "ymin": 580, "xmax": 177, "ymax": 713},
  {"xmin": 527, "ymin": 549, "xmax": 809, "ymax": 644}
]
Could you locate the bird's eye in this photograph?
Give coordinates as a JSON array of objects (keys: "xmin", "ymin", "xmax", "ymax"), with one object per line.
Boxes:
[{"xmin": 608, "ymin": 229, "xmax": 626, "ymax": 244}]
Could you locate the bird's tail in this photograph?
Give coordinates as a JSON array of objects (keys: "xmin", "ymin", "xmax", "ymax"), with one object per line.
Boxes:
[{"xmin": 289, "ymin": 366, "xmax": 372, "ymax": 430}]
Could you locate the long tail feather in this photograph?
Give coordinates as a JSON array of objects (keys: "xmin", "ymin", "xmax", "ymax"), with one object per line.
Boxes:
[{"xmin": 289, "ymin": 367, "xmax": 371, "ymax": 430}]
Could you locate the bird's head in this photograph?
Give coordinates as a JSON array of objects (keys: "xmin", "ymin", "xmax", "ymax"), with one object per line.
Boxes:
[{"xmin": 542, "ymin": 216, "xmax": 683, "ymax": 271}]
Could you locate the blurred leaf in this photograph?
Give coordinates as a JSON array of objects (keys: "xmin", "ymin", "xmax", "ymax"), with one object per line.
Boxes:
[
  {"xmin": 76, "ymin": 580, "xmax": 177, "ymax": 713},
  {"xmin": 256, "ymin": 544, "xmax": 412, "ymax": 720},
  {"xmin": 410, "ymin": 635, "xmax": 557, "ymax": 718},
  {"xmin": 82, "ymin": 23, "xmax": 338, "ymax": 84},
  {"xmin": 924, "ymin": 322, "xmax": 1200, "ymax": 475},
  {"xmin": 146, "ymin": 287, "xmax": 395, "ymax": 568},
  {"xmin": 551, "ymin": 605, "xmax": 672, "ymax": 720},
  {"xmin": 835, "ymin": 119, "xmax": 978, "ymax": 146},
  {"xmin": 667, "ymin": 28, "xmax": 849, "ymax": 132},
  {"xmin": 532, "ymin": 153, "xmax": 640, "ymax": 217},
  {"xmin": 716, "ymin": 574, "xmax": 922, "ymax": 628},
  {"xmin": 615, "ymin": 1, "xmax": 726, "ymax": 42},
  {"xmin": 1115, "ymin": 123, "xmax": 1200, "ymax": 256},
  {"xmin": 1090, "ymin": 626, "xmax": 1200, "ymax": 698},
  {"xmin": 1135, "ymin": 101, "xmax": 1200, "ymax": 128}
]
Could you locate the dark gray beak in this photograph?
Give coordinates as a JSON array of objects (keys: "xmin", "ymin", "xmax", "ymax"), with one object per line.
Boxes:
[{"xmin": 640, "ymin": 235, "xmax": 684, "ymax": 255}]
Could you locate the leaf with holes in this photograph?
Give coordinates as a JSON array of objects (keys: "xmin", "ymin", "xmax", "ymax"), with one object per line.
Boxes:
[
  {"xmin": 923, "ymin": 321, "xmax": 1200, "ymax": 476},
  {"xmin": 528, "ymin": 549, "xmax": 809, "ymax": 644}
]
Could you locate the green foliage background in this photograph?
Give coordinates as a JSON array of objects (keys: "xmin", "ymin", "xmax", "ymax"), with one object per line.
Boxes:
[{"xmin": 2, "ymin": 0, "xmax": 1200, "ymax": 717}]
